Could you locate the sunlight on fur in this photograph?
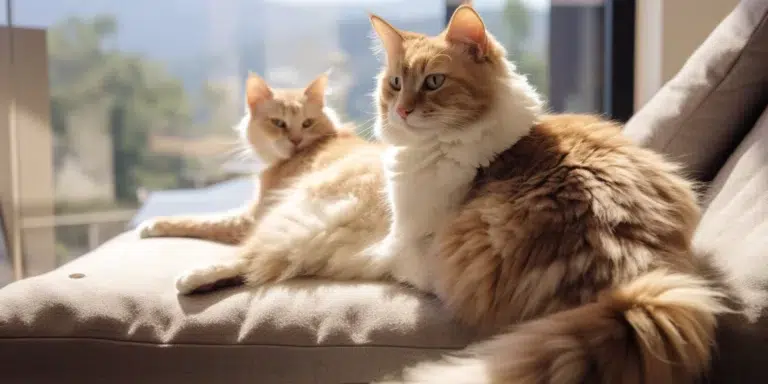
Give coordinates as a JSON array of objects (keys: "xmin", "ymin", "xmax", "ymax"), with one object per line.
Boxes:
[
  {"xmin": 367, "ymin": 5, "xmax": 731, "ymax": 384},
  {"xmin": 136, "ymin": 4, "xmax": 733, "ymax": 383},
  {"xmin": 137, "ymin": 72, "xmax": 392, "ymax": 295}
]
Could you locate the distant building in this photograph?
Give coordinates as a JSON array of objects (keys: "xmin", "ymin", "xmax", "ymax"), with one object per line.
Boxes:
[{"xmin": 54, "ymin": 99, "xmax": 117, "ymax": 205}]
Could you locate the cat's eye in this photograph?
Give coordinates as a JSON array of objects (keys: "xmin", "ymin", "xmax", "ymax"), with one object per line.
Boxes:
[
  {"xmin": 270, "ymin": 118, "xmax": 287, "ymax": 129},
  {"xmin": 389, "ymin": 76, "xmax": 401, "ymax": 91},
  {"xmin": 422, "ymin": 74, "xmax": 445, "ymax": 91},
  {"xmin": 301, "ymin": 119, "xmax": 314, "ymax": 128}
]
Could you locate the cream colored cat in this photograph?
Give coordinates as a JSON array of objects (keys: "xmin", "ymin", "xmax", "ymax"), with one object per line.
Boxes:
[{"xmin": 138, "ymin": 72, "xmax": 391, "ymax": 294}]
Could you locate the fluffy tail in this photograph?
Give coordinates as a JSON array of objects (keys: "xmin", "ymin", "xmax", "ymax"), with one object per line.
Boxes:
[{"xmin": 386, "ymin": 270, "xmax": 729, "ymax": 384}]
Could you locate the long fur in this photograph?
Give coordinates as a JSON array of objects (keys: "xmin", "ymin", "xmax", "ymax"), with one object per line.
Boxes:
[
  {"xmin": 369, "ymin": 5, "xmax": 731, "ymax": 383},
  {"xmin": 369, "ymin": 9, "xmax": 543, "ymax": 292},
  {"xmin": 388, "ymin": 270, "xmax": 728, "ymax": 384},
  {"xmin": 139, "ymin": 74, "xmax": 392, "ymax": 294}
]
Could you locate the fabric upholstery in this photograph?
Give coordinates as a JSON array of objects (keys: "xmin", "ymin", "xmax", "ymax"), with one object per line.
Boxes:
[
  {"xmin": 3, "ymin": 2, "xmax": 768, "ymax": 382},
  {"xmin": 0, "ymin": 234, "xmax": 475, "ymax": 384},
  {"xmin": 624, "ymin": 0, "xmax": 768, "ymax": 181},
  {"xmin": 693, "ymin": 106, "xmax": 768, "ymax": 383}
]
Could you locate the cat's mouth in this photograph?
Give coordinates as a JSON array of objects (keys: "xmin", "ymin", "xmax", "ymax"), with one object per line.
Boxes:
[
  {"xmin": 389, "ymin": 115, "xmax": 417, "ymax": 131},
  {"xmin": 393, "ymin": 118, "xmax": 433, "ymax": 134}
]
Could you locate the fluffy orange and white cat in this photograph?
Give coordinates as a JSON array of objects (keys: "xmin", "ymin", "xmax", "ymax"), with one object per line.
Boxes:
[
  {"xmin": 364, "ymin": 5, "xmax": 731, "ymax": 384},
  {"xmin": 138, "ymin": 72, "xmax": 391, "ymax": 294}
]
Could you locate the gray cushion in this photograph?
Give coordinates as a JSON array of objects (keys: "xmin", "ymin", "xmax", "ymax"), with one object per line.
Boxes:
[
  {"xmin": 624, "ymin": 0, "xmax": 768, "ymax": 181},
  {"xmin": 0, "ymin": 234, "xmax": 474, "ymax": 384},
  {"xmin": 693, "ymin": 106, "xmax": 768, "ymax": 382}
]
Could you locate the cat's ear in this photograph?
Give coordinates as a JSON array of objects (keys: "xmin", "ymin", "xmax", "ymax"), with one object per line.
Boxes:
[
  {"xmin": 369, "ymin": 14, "xmax": 404, "ymax": 59},
  {"xmin": 246, "ymin": 72, "xmax": 273, "ymax": 111},
  {"xmin": 444, "ymin": 5, "xmax": 488, "ymax": 59},
  {"xmin": 304, "ymin": 72, "xmax": 329, "ymax": 105}
]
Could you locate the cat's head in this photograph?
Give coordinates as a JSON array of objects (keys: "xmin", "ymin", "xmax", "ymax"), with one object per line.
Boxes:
[
  {"xmin": 369, "ymin": 5, "xmax": 542, "ymax": 145},
  {"xmin": 244, "ymin": 72, "xmax": 338, "ymax": 162}
]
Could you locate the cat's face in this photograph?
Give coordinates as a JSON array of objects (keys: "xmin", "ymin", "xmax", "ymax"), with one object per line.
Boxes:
[
  {"xmin": 245, "ymin": 73, "xmax": 336, "ymax": 159},
  {"xmin": 370, "ymin": 6, "xmax": 507, "ymax": 143}
]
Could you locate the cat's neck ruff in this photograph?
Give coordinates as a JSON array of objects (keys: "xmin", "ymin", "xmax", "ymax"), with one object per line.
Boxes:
[{"xmin": 385, "ymin": 64, "xmax": 543, "ymax": 175}]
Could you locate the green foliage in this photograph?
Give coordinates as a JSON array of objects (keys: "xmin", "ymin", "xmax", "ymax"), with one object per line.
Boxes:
[
  {"xmin": 48, "ymin": 15, "xmax": 194, "ymax": 206},
  {"xmin": 503, "ymin": 0, "xmax": 532, "ymax": 53},
  {"xmin": 516, "ymin": 53, "xmax": 549, "ymax": 99},
  {"xmin": 504, "ymin": 0, "xmax": 549, "ymax": 99}
]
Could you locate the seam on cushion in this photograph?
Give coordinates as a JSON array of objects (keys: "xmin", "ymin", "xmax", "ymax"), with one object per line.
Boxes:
[
  {"xmin": 0, "ymin": 336, "xmax": 467, "ymax": 350},
  {"xmin": 660, "ymin": 5, "xmax": 768, "ymax": 153}
]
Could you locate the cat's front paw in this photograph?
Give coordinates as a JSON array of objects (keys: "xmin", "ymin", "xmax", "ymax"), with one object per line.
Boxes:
[
  {"xmin": 175, "ymin": 268, "xmax": 211, "ymax": 295},
  {"xmin": 374, "ymin": 235, "xmax": 402, "ymax": 259},
  {"xmin": 136, "ymin": 219, "xmax": 164, "ymax": 238},
  {"xmin": 175, "ymin": 260, "xmax": 246, "ymax": 295}
]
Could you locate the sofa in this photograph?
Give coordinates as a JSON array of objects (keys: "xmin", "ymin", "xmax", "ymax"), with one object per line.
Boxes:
[{"xmin": 1, "ymin": 1, "xmax": 767, "ymax": 383}]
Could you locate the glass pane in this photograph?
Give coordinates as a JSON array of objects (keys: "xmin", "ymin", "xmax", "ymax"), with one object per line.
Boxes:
[
  {"xmin": 6, "ymin": 0, "xmax": 599, "ymax": 279},
  {"xmin": 5, "ymin": 0, "xmax": 439, "ymax": 276},
  {"xmin": 480, "ymin": 0, "xmax": 550, "ymax": 101}
]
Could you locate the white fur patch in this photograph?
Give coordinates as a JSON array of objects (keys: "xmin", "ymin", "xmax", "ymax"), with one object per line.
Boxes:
[
  {"xmin": 176, "ymin": 259, "xmax": 246, "ymax": 294},
  {"xmin": 374, "ymin": 59, "xmax": 544, "ymax": 291},
  {"xmin": 247, "ymin": 188, "xmax": 392, "ymax": 283}
]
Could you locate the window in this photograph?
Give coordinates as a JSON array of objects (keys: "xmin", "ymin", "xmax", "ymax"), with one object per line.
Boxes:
[{"xmin": 2, "ymin": 0, "xmax": 630, "ymax": 284}]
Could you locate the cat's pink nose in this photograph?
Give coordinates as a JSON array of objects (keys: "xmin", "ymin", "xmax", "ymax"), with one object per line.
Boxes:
[
  {"xmin": 290, "ymin": 137, "xmax": 302, "ymax": 146},
  {"xmin": 396, "ymin": 106, "xmax": 414, "ymax": 119}
]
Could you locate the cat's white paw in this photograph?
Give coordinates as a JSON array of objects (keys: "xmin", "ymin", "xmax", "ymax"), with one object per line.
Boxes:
[
  {"xmin": 380, "ymin": 235, "xmax": 433, "ymax": 292},
  {"xmin": 136, "ymin": 219, "xmax": 161, "ymax": 238},
  {"xmin": 175, "ymin": 268, "xmax": 211, "ymax": 295},
  {"xmin": 175, "ymin": 261, "xmax": 245, "ymax": 295}
]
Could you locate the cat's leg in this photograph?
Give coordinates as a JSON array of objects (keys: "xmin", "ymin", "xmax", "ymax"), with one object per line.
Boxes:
[
  {"xmin": 175, "ymin": 258, "xmax": 248, "ymax": 294},
  {"xmin": 173, "ymin": 196, "xmax": 420, "ymax": 294},
  {"xmin": 237, "ymin": 193, "xmax": 394, "ymax": 285},
  {"xmin": 377, "ymin": 232, "xmax": 434, "ymax": 291},
  {"xmin": 137, "ymin": 209, "xmax": 253, "ymax": 245}
]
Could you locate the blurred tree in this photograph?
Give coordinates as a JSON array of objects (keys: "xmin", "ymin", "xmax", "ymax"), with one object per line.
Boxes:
[
  {"xmin": 48, "ymin": 15, "xmax": 193, "ymax": 205},
  {"xmin": 504, "ymin": 0, "xmax": 549, "ymax": 99},
  {"xmin": 199, "ymin": 80, "xmax": 238, "ymax": 136}
]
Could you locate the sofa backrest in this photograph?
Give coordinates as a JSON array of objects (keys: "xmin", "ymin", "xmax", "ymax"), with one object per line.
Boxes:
[
  {"xmin": 624, "ymin": 0, "xmax": 768, "ymax": 182},
  {"xmin": 694, "ymin": 105, "xmax": 768, "ymax": 383},
  {"xmin": 694, "ymin": 106, "xmax": 768, "ymax": 318}
]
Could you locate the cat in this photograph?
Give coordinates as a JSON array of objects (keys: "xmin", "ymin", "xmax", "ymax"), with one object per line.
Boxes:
[
  {"xmin": 364, "ymin": 5, "xmax": 731, "ymax": 384},
  {"xmin": 138, "ymin": 72, "xmax": 391, "ymax": 294}
]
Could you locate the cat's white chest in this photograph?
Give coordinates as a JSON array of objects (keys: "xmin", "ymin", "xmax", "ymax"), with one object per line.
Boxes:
[
  {"xmin": 381, "ymin": 149, "xmax": 478, "ymax": 290},
  {"xmin": 390, "ymin": 165, "xmax": 472, "ymax": 237}
]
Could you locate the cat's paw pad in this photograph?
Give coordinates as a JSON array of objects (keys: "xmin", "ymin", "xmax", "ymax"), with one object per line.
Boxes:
[
  {"xmin": 175, "ymin": 268, "xmax": 210, "ymax": 295},
  {"xmin": 136, "ymin": 219, "xmax": 163, "ymax": 238}
]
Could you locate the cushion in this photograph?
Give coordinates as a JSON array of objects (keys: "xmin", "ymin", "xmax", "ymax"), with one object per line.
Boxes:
[
  {"xmin": 693, "ymin": 106, "xmax": 768, "ymax": 382},
  {"xmin": 624, "ymin": 0, "xmax": 768, "ymax": 182},
  {"xmin": 0, "ymin": 233, "xmax": 474, "ymax": 384}
]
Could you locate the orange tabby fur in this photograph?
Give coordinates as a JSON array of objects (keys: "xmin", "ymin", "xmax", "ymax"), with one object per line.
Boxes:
[
  {"xmin": 138, "ymin": 72, "xmax": 343, "ymax": 245},
  {"xmin": 370, "ymin": 6, "xmax": 730, "ymax": 384},
  {"xmin": 401, "ymin": 116, "xmax": 726, "ymax": 384}
]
